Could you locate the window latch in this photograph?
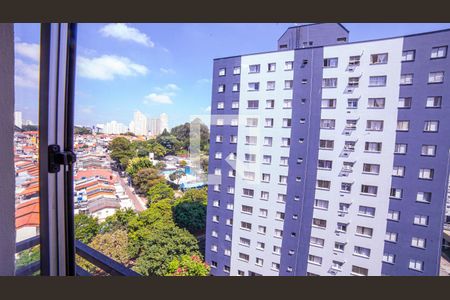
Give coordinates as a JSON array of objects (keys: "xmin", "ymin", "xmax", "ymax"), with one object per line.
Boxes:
[{"xmin": 48, "ymin": 144, "xmax": 77, "ymax": 173}]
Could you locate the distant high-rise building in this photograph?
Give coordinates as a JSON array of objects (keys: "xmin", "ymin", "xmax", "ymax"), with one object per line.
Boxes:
[
  {"xmin": 14, "ymin": 111, "xmax": 22, "ymax": 129},
  {"xmin": 149, "ymin": 117, "xmax": 160, "ymax": 137},
  {"xmin": 206, "ymin": 23, "xmax": 450, "ymax": 277},
  {"xmin": 160, "ymin": 113, "xmax": 169, "ymax": 133},
  {"xmin": 132, "ymin": 111, "xmax": 148, "ymax": 136},
  {"xmin": 104, "ymin": 121, "xmax": 127, "ymax": 135}
]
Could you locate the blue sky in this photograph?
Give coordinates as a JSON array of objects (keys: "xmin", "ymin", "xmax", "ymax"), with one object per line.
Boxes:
[{"xmin": 14, "ymin": 23, "xmax": 450, "ymax": 128}]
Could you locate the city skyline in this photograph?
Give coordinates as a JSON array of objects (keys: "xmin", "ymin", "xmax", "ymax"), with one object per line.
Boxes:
[{"xmin": 14, "ymin": 23, "xmax": 450, "ymax": 127}]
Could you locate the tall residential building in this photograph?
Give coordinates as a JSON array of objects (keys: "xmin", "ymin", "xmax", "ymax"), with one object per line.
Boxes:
[
  {"xmin": 104, "ymin": 120, "xmax": 127, "ymax": 135},
  {"xmin": 160, "ymin": 113, "xmax": 169, "ymax": 133},
  {"xmin": 206, "ymin": 23, "xmax": 450, "ymax": 276},
  {"xmin": 14, "ymin": 111, "xmax": 22, "ymax": 129},
  {"xmin": 149, "ymin": 117, "xmax": 161, "ymax": 136},
  {"xmin": 132, "ymin": 110, "xmax": 149, "ymax": 136}
]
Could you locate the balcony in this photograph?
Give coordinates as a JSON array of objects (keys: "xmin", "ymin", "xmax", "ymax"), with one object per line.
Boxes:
[{"xmin": 15, "ymin": 236, "xmax": 140, "ymax": 276}]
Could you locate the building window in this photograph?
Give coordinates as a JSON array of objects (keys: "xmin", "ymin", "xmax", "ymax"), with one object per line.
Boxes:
[
  {"xmin": 276, "ymin": 212, "xmax": 285, "ymax": 221},
  {"xmin": 312, "ymin": 218, "xmax": 327, "ymax": 229},
  {"xmin": 248, "ymin": 82, "xmax": 259, "ymax": 91},
  {"xmin": 314, "ymin": 199, "xmax": 329, "ymax": 210},
  {"xmin": 393, "ymin": 166, "xmax": 405, "ymax": 177},
  {"xmin": 321, "ymin": 98, "xmax": 336, "ymax": 108},
  {"xmin": 370, "ymin": 53, "xmax": 388, "ymax": 64},
  {"xmin": 431, "ymin": 46, "xmax": 447, "ymax": 59},
  {"xmin": 213, "ymin": 184, "xmax": 221, "ymax": 192},
  {"xmin": 228, "ymin": 152, "xmax": 237, "ymax": 160},
  {"xmin": 316, "ymin": 180, "xmax": 331, "ymax": 190},
  {"xmin": 243, "ymin": 171, "xmax": 255, "ymax": 181},
  {"xmin": 226, "ymin": 203, "xmax": 234, "ymax": 210},
  {"xmin": 214, "ymin": 152, "xmax": 222, "ymax": 159},
  {"xmin": 266, "ymin": 99, "xmax": 275, "ymax": 109},
  {"xmin": 310, "ymin": 236, "xmax": 325, "ymax": 247},
  {"xmin": 414, "ymin": 215, "xmax": 429, "ymax": 226},
  {"xmin": 356, "ymin": 226, "xmax": 373, "ymax": 237},
  {"xmin": 394, "ymin": 143, "xmax": 407, "ymax": 154},
  {"xmin": 261, "ymin": 173, "xmax": 270, "ymax": 182},
  {"xmin": 332, "ymin": 261, "xmax": 344, "ymax": 271},
  {"xmin": 424, "ymin": 120, "xmax": 439, "ymax": 132},
  {"xmin": 216, "ymin": 118, "xmax": 224, "ymax": 126},
  {"xmin": 282, "ymin": 99, "xmax": 292, "ymax": 109},
  {"xmin": 240, "ymin": 221, "xmax": 252, "ymax": 231},
  {"xmin": 264, "ymin": 118, "xmax": 274, "ymax": 128},
  {"xmin": 285, "ymin": 61, "xmax": 293, "ymax": 70},
  {"xmin": 349, "ymin": 55, "xmax": 360, "ymax": 66},
  {"xmin": 230, "ymin": 118, "xmax": 238, "ymax": 126},
  {"xmin": 231, "ymin": 101, "xmax": 239, "ymax": 109},
  {"xmin": 409, "ymin": 259, "xmax": 424, "ymax": 272},
  {"xmin": 385, "ymin": 232, "xmax": 398, "ymax": 243},
  {"xmin": 341, "ymin": 182, "xmax": 352, "ymax": 193},
  {"xmin": 364, "ymin": 142, "xmax": 382, "ymax": 153},
  {"xmin": 351, "ymin": 266, "xmax": 368, "ymax": 276},
  {"xmin": 358, "ymin": 205, "xmax": 376, "ymax": 217},
  {"xmin": 227, "ymin": 186, "xmax": 235, "ymax": 194},
  {"xmin": 366, "ymin": 120, "xmax": 384, "ymax": 131},
  {"xmin": 272, "ymin": 245, "xmax": 281, "ymax": 254},
  {"xmin": 280, "ymin": 156, "xmax": 289, "ymax": 166},
  {"xmin": 241, "ymin": 205, "xmax": 253, "ymax": 215},
  {"xmin": 266, "ymin": 81, "xmax": 275, "ymax": 90},
  {"xmin": 264, "ymin": 136, "xmax": 273, "ymax": 147},
  {"xmin": 211, "ymin": 261, "xmax": 218, "ymax": 268},
  {"xmin": 361, "ymin": 184, "xmax": 378, "ymax": 196},
  {"xmin": 320, "ymin": 119, "xmax": 336, "ymax": 129},
  {"xmin": 398, "ymin": 97, "xmax": 412, "ymax": 108},
  {"xmin": 249, "ymin": 64, "xmax": 260, "ymax": 73},
  {"xmin": 212, "ymin": 215, "xmax": 219, "ymax": 223},
  {"xmin": 246, "ymin": 117, "xmax": 258, "ymax": 127},
  {"xmin": 402, "ymin": 50, "xmax": 415, "ymax": 62},
  {"xmin": 225, "ymin": 234, "xmax": 231, "ymax": 241},
  {"xmin": 213, "ymin": 168, "xmax": 221, "ymax": 175},
  {"xmin": 218, "ymin": 84, "xmax": 225, "ymax": 93},
  {"xmin": 362, "ymin": 163, "xmax": 380, "ymax": 175},
  {"xmin": 262, "ymin": 155, "xmax": 272, "ymax": 164},
  {"xmin": 224, "ymin": 249, "xmax": 231, "ymax": 256},
  {"xmin": 426, "ymin": 96, "xmax": 442, "ymax": 108},
  {"xmin": 218, "ymin": 68, "xmax": 226, "ymax": 76},
  {"xmin": 319, "ymin": 139, "xmax": 334, "ymax": 150},
  {"xmin": 238, "ymin": 252, "xmax": 250, "ymax": 262},
  {"xmin": 318, "ymin": 159, "xmax": 333, "ymax": 170},
  {"xmin": 400, "ymin": 74, "xmax": 413, "ymax": 85},
  {"xmin": 369, "ymin": 75, "xmax": 387, "ymax": 87},
  {"xmin": 233, "ymin": 66, "xmax": 241, "ymax": 75},
  {"xmin": 383, "ymin": 253, "xmax": 396, "ymax": 264},
  {"xmin": 279, "ymin": 175, "xmax": 287, "ymax": 185},
  {"xmin": 344, "ymin": 141, "xmax": 356, "ymax": 152},
  {"xmin": 419, "ymin": 168, "xmax": 434, "ymax": 180},
  {"xmin": 308, "ymin": 255, "xmax": 323, "ymax": 266},
  {"xmin": 428, "ymin": 71, "xmax": 444, "ymax": 83},
  {"xmin": 339, "ymin": 203, "xmax": 350, "ymax": 213},
  {"xmin": 247, "ymin": 100, "xmax": 259, "ymax": 109},
  {"xmin": 211, "ymin": 230, "xmax": 218, "ymax": 237},
  {"xmin": 232, "ymin": 83, "xmax": 240, "ymax": 92},
  {"xmin": 242, "ymin": 188, "xmax": 254, "ymax": 198},
  {"xmin": 271, "ymin": 263, "xmax": 280, "ymax": 271},
  {"xmin": 244, "ymin": 153, "xmax": 256, "ymax": 162},
  {"xmin": 239, "ymin": 237, "xmax": 251, "ymax": 247},
  {"xmin": 387, "ymin": 210, "xmax": 400, "ymax": 221},
  {"xmin": 323, "ymin": 57, "xmax": 338, "ymax": 68},
  {"xmin": 260, "ymin": 191, "xmax": 269, "ymax": 200},
  {"xmin": 334, "ymin": 242, "xmax": 345, "ymax": 252},
  {"xmin": 217, "ymin": 101, "xmax": 224, "ymax": 109},
  {"xmin": 277, "ymin": 194, "xmax": 286, "ymax": 203},
  {"xmin": 390, "ymin": 187, "xmax": 403, "ymax": 199},
  {"xmin": 258, "ymin": 225, "xmax": 267, "ymax": 234},
  {"xmin": 255, "ymin": 257, "xmax": 264, "ymax": 267},
  {"xmin": 337, "ymin": 223, "xmax": 348, "ymax": 233},
  {"xmin": 274, "ymin": 229, "xmax": 283, "ymax": 238},
  {"xmin": 347, "ymin": 98, "xmax": 358, "ymax": 109},
  {"xmin": 258, "ymin": 208, "xmax": 268, "ymax": 218},
  {"xmin": 421, "ymin": 145, "xmax": 436, "ymax": 156},
  {"xmin": 282, "ymin": 118, "xmax": 292, "ymax": 128},
  {"xmin": 397, "ymin": 120, "xmax": 410, "ymax": 131},
  {"xmin": 416, "ymin": 191, "xmax": 432, "ymax": 203},
  {"xmin": 281, "ymin": 137, "xmax": 290, "ymax": 147},
  {"xmin": 284, "ymin": 80, "xmax": 293, "ymax": 89},
  {"xmin": 230, "ymin": 135, "xmax": 237, "ymax": 144},
  {"xmin": 245, "ymin": 135, "xmax": 257, "ymax": 145},
  {"xmin": 368, "ymin": 98, "xmax": 385, "ymax": 109},
  {"xmin": 354, "ymin": 246, "xmax": 371, "ymax": 258},
  {"xmin": 215, "ymin": 135, "xmax": 223, "ymax": 143},
  {"xmin": 411, "ymin": 237, "xmax": 426, "ymax": 249},
  {"xmin": 256, "ymin": 241, "xmax": 265, "ymax": 250},
  {"xmin": 322, "ymin": 78, "xmax": 337, "ymax": 88}
]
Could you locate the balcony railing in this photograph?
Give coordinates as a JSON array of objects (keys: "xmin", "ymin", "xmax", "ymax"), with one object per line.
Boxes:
[{"xmin": 15, "ymin": 236, "xmax": 140, "ymax": 276}]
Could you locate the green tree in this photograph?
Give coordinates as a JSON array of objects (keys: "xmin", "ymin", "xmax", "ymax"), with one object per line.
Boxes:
[
  {"xmin": 179, "ymin": 160, "xmax": 187, "ymax": 167},
  {"xmin": 147, "ymin": 183, "xmax": 175, "ymax": 207},
  {"xmin": 74, "ymin": 126, "xmax": 92, "ymax": 135},
  {"xmin": 74, "ymin": 214, "xmax": 100, "ymax": 244},
  {"xmin": 99, "ymin": 208, "xmax": 137, "ymax": 233},
  {"xmin": 132, "ymin": 167, "xmax": 165, "ymax": 195},
  {"xmin": 109, "ymin": 137, "xmax": 134, "ymax": 167},
  {"xmin": 200, "ymin": 156, "xmax": 208, "ymax": 173},
  {"xmin": 156, "ymin": 132, "xmax": 182, "ymax": 155},
  {"xmin": 155, "ymin": 161, "xmax": 166, "ymax": 170},
  {"xmin": 166, "ymin": 254, "xmax": 210, "ymax": 276},
  {"xmin": 132, "ymin": 224, "xmax": 200, "ymax": 276},
  {"xmin": 126, "ymin": 157, "xmax": 154, "ymax": 178},
  {"xmin": 172, "ymin": 188, "xmax": 207, "ymax": 234},
  {"xmin": 16, "ymin": 246, "xmax": 40, "ymax": 269},
  {"xmin": 147, "ymin": 140, "xmax": 167, "ymax": 159}
]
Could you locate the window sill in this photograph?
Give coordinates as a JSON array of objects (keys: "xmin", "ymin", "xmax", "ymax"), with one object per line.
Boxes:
[
  {"xmin": 427, "ymin": 82, "xmax": 444, "ymax": 85},
  {"xmin": 312, "ymin": 225, "xmax": 326, "ymax": 230},
  {"xmin": 316, "ymin": 187, "xmax": 331, "ymax": 191},
  {"xmin": 369, "ymin": 85, "xmax": 387, "ymax": 87},
  {"xmin": 310, "ymin": 244, "xmax": 324, "ymax": 249},
  {"xmin": 317, "ymin": 167, "xmax": 332, "ymax": 171},
  {"xmin": 415, "ymin": 200, "xmax": 431, "ymax": 204},
  {"xmin": 357, "ymin": 213, "xmax": 374, "ymax": 218},
  {"xmin": 350, "ymin": 272, "xmax": 366, "ymax": 276},
  {"xmin": 355, "ymin": 233, "xmax": 372, "ymax": 239},
  {"xmin": 308, "ymin": 261, "xmax": 322, "ymax": 266},
  {"xmin": 362, "ymin": 171, "xmax": 379, "ymax": 176},
  {"xmin": 360, "ymin": 192, "xmax": 377, "ymax": 197},
  {"xmin": 353, "ymin": 253, "xmax": 370, "ymax": 259}
]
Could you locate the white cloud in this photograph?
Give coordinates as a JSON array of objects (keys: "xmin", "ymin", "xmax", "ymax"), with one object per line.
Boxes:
[
  {"xmin": 196, "ymin": 78, "xmax": 211, "ymax": 85},
  {"xmin": 77, "ymin": 55, "xmax": 148, "ymax": 80},
  {"xmin": 160, "ymin": 67, "xmax": 175, "ymax": 74},
  {"xmin": 80, "ymin": 105, "xmax": 95, "ymax": 114},
  {"xmin": 99, "ymin": 23, "xmax": 154, "ymax": 47},
  {"xmin": 204, "ymin": 106, "xmax": 211, "ymax": 112},
  {"xmin": 165, "ymin": 83, "xmax": 179, "ymax": 91},
  {"xmin": 15, "ymin": 59, "xmax": 39, "ymax": 88},
  {"xmin": 144, "ymin": 93, "xmax": 173, "ymax": 104},
  {"xmin": 15, "ymin": 42, "xmax": 40, "ymax": 62}
]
